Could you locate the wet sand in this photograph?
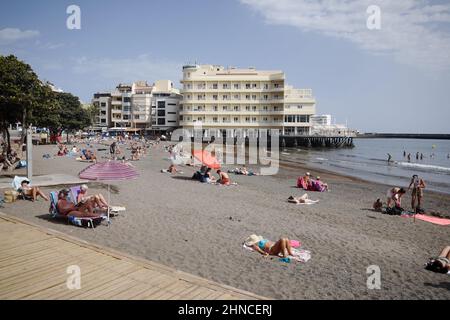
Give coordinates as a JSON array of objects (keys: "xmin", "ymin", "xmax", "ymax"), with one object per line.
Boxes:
[{"xmin": 1, "ymin": 142, "xmax": 449, "ymax": 299}]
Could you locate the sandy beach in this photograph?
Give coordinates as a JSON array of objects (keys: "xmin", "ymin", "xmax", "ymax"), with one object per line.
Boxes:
[{"xmin": 1, "ymin": 141, "xmax": 449, "ymax": 300}]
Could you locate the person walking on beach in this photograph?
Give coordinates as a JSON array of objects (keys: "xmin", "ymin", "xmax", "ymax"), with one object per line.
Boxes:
[
  {"xmin": 408, "ymin": 175, "xmax": 426, "ymax": 212},
  {"xmin": 387, "ymin": 153, "xmax": 392, "ymax": 163}
]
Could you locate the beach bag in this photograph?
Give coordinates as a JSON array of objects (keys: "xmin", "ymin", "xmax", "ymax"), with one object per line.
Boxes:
[{"xmin": 68, "ymin": 216, "xmax": 103, "ymax": 228}]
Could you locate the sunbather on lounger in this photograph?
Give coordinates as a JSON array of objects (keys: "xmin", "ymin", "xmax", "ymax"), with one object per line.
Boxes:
[
  {"xmin": 20, "ymin": 180, "xmax": 49, "ymax": 201},
  {"xmin": 426, "ymin": 246, "xmax": 450, "ymax": 274},
  {"xmin": 57, "ymin": 189, "xmax": 101, "ymax": 218},
  {"xmin": 288, "ymin": 194, "xmax": 319, "ymax": 204},
  {"xmin": 77, "ymin": 184, "xmax": 109, "ymax": 209},
  {"xmin": 244, "ymin": 234, "xmax": 294, "ymax": 258}
]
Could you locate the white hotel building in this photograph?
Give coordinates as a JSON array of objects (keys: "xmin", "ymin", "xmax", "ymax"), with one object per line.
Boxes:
[{"xmin": 179, "ymin": 64, "xmax": 316, "ymax": 138}]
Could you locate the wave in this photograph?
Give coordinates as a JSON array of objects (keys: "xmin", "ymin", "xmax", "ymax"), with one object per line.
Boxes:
[
  {"xmin": 395, "ymin": 162, "xmax": 450, "ymax": 174},
  {"xmin": 315, "ymin": 157, "xmax": 328, "ymax": 161}
]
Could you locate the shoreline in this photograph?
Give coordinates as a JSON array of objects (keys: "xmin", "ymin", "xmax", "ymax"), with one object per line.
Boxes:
[{"xmin": 1, "ymin": 142, "xmax": 449, "ymax": 299}]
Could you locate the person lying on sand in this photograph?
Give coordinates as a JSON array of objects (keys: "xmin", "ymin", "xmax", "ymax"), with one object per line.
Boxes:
[
  {"xmin": 161, "ymin": 164, "xmax": 178, "ymax": 174},
  {"xmin": 288, "ymin": 194, "xmax": 319, "ymax": 204},
  {"xmin": 77, "ymin": 184, "xmax": 109, "ymax": 209},
  {"xmin": 20, "ymin": 180, "xmax": 49, "ymax": 201},
  {"xmin": 57, "ymin": 188, "xmax": 102, "ymax": 218},
  {"xmin": 244, "ymin": 234, "xmax": 294, "ymax": 258},
  {"xmin": 425, "ymin": 246, "xmax": 450, "ymax": 274}
]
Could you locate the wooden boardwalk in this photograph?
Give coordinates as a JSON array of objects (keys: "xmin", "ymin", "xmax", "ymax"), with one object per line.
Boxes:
[{"xmin": 0, "ymin": 213, "xmax": 266, "ymax": 300}]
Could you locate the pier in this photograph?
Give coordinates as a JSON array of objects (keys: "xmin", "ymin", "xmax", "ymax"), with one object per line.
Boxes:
[{"xmin": 280, "ymin": 136, "xmax": 355, "ymax": 148}]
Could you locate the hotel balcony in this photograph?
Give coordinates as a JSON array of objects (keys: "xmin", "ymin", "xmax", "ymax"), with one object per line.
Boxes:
[
  {"xmin": 181, "ymin": 98, "xmax": 284, "ymax": 104},
  {"xmin": 181, "ymin": 87, "xmax": 285, "ymax": 93},
  {"xmin": 180, "ymin": 121, "xmax": 283, "ymax": 127},
  {"xmin": 179, "ymin": 110, "xmax": 285, "ymax": 115}
]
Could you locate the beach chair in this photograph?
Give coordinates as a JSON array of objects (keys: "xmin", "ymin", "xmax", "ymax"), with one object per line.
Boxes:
[
  {"xmin": 48, "ymin": 191, "xmax": 102, "ymax": 228},
  {"xmin": 68, "ymin": 186, "xmax": 123, "ymax": 216}
]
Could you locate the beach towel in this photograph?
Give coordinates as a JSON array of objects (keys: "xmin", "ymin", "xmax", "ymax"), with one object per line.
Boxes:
[
  {"xmin": 414, "ymin": 214, "xmax": 450, "ymax": 226},
  {"xmin": 243, "ymin": 243, "xmax": 311, "ymax": 263}
]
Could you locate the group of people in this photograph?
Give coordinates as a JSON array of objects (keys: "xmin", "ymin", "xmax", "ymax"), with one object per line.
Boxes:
[
  {"xmin": 192, "ymin": 165, "xmax": 234, "ymax": 185},
  {"xmin": 297, "ymin": 172, "xmax": 329, "ymax": 192},
  {"xmin": 374, "ymin": 174, "xmax": 426, "ymax": 214},
  {"xmin": 228, "ymin": 167, "xmax": 258, "ymax": 176},
  {"xmin": 55, "ymin": 185, "xmax": 108, "ymax": 219}
]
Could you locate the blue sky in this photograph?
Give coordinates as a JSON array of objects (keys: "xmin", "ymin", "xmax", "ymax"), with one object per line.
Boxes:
[{"xmin": 1, "ymin": 0, "xmax": 450, "ymax": 133}]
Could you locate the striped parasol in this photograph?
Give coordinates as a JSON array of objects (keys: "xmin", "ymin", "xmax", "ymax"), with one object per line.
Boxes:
[
  {"xmin": 78, "ymin": 161, "xmax": 139, "ymax": 223},
  {"xmin": 79, "ymin": 161, "xmax": 139, "ymax": 181}
]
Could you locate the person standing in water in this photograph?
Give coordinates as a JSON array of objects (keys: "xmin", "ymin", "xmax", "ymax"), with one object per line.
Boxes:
[
  {"xmin": 403, "ymin": 150, "xmax": 406, "ymax": 157},
  {"xmin": 416, "ymin": 152, "xmax": 419, "ymax": 160},
  {"xmin": 420, "ymin": 153, "xmax": 424, "ymax": 160},
  {"xmin": 387, "ymin": 153, "xmax": 392, "ymax": 163},
  {"xmin": 407, "ymin": 153, "xmax": 411, "ymax": 162},
  {"xmin": 408, "ymin": 175, "xmax": 426, "ymax": 213}
]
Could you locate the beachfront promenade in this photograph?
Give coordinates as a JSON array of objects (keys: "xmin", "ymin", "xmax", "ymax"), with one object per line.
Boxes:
[{"xmin": 0, "ymin": 212, "xmax": 265, "ymax": 300}]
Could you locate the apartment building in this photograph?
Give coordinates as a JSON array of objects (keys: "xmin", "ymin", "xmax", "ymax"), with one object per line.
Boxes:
[
  {"xmin": 179, "ymin": 64, "xmax": 316, "ymax": 138},
  {"xmin": 92, "ymin": 80, "xmax": 182, "ymax": 133},
  {"xmin": 92, "ymin": 93, "xmax": 112, "ymax": 129},
  {"xmin": 150, "ymin": 80, "xmax": 182, "ymax": 133}
]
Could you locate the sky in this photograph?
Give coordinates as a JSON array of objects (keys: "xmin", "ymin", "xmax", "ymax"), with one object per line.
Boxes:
[{"xmin": 1, "ymin": 0, "xmax": 450, "ymax": 133}]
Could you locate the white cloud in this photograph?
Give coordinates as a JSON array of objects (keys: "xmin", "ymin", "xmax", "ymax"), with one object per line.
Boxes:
[
  {"xmin": 0, "ymin": 28, "xmax": 40, "ymax": 44},
  {"xmin": 240, "ymin": 0, "xmax": 450, "ymax": 71},
  {"xmin": 71, "ymin": 54, "xmax": 182, "ymax": 85}
]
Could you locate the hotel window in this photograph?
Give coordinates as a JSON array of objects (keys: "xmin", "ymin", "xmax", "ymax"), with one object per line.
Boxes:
[
  {"xmin": 223, "ymin": 106, "xmax": 228, "ymax": 111},
  {"xmin": 213, "ymin": 117, "xmax": 218, "ymax": 123},
  {"xmin": 100, "ymin": 102, "xmax": 106, "ymax": 107},
  {"xmin": 252, "ymin": 95, "xmax": 256, "ymax": 100},
  {"xmin": 222, "ymin": 83, "xmax": 228, "ymax": 89},
  {"xmin": 252, "ymin": 83, "xmax": 257, "ymax": 88},
  {"xmin": 264, "ymin": 84, "xmax": 269, "ymax": 89},
  {"xmin": 234, "ymin": 117, "xmax": 239, "ymax": 122},
  {"xmin": 298, "ymin": 105, "xmax": 303, "ymax": 109},
  {"xmin": 179, "ymin": 116, "xmax": 183, "ymax": 121},
  {"xmin": 263, "ymin": 106, "xmax": 268, "ymax": 111},
  {"xmin": 158, "ymin": 101, "xmax": 165, "ymax": 108},
  {"xmin": 245, "ymin": 95, "xmax": 250, "ymax": 100},
  {"xmin": 123, "ymin": 115, "xmax": 129, "ymax": 120},
  {"xmin": 245, "ymin": 117, "xmax": 250, "ymax": 122},
  {"xmin": 274, "ymin": 83, "xmax": 279, "ymax": 88},
  {"xmin": 158, "ymin": 110, "xmax": 166, "ymax": 117},
  {"xmin": 234, "ymin": 95, "xmax": 239, "ymax": 100},
  {"xmin": 187, "ymin": 95, "xmax": 191, "ymax": 100},
  {"xmin": 274, "ymin": 106, "xmax": 279, "ymax": 111},
  {"xmin": 212, "ymin": 84, "xmax": 218, "ymax": 89},
  {"xmin": 245, "ymin": 84, "xmax": 251, "ymax": 89},
  {"xmin": 213, "ymin": 105, "xmax": 218, "ymax": 111},
  {"xmin": 263, "ymin": 95, "xmax": 268, "ymax": 100},
  {"xmin": 123, "ymin": 97, "xmax": 131, "ymax": 103},
  {"xmin": 222, "ymin": 95, "xmax": 228, "ymax": 100},
  {"xmin": 252, "ymin": 106, "xmax": 257, "ymax": 111},
  {"xmin": 198, "ymin": 117, "xmax": 203, "ymax": 121},
  {"xmin": 263, "ymin": 117, "xmax": 268, "ymax": 122},
  {"xmin": 252, "ymin": 117, "xmax": 257, "ymax": 122},
  {"xmin": 234, "ymin": 106, "xmax": 239, "ymax": 111},
  {"xmin": 158, "ymin": 118, "xmax": 165, "ymax": 125},
  {"xmin": 213, "ymin": 95, "xmax": 218, "ymax": 100},
  {"xmin": 223, "ymin": 117, "xmax": 228, "ymax": 122},
  {"xmin": 245, "ymin": 106, "xmax": 250, "ymax": 111},
  {"xmin": 234, "ymin": 84, "xmax": 239, "ymax": 89},
  {"xmin": 198, "ymin": 95, "xmax": 204, "ymax": 100}
]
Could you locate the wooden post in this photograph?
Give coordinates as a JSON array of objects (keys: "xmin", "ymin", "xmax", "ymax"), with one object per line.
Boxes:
[{"xmin": 26, "ymin": 125, "xmax": 33, "ymax": 180}]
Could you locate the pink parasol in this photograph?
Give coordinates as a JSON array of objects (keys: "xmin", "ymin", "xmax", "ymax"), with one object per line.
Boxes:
[{"xmin": 79, "ymin": 161, "xmax": 139, "ymax": 223}]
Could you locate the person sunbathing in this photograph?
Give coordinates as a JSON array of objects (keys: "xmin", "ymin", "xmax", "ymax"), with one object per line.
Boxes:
[
  {"xmin": 57, "ymin": 189, "xmax": 101, "ymax": 218},
  {"xmin": 217, "ymin": 170, "xmax": 231, "ymax": 185},
  {"xmin": 288, "ymin": 194, "xmax": 319, "ymax": 204},
  {"xmin": 77, "ymin": 184, "xmax": 109, "ymax": 209},
  {"xmin": 20, "ymin": 180, "xmax": 49, "ymax": 201},
  {"xmin": 244, "ymin": 234, "xmax": 294, "ymax": 258},
  {"xmin": 426, "ymin": 246, "xmax": 450, "ymax": 274},
  {"xmin": 161, "ymin": 164, "xmax": 178, "ymax": 174}
]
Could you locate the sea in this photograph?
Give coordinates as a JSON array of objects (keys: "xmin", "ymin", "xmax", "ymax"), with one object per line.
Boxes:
[{"xmin": 280, "ymin": 138, "xmax": 450, "ymax": 194}]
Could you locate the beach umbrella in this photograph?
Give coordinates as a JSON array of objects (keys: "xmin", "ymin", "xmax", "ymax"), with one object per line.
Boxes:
[
  {"xmin": 192, "ymin": 149, "xmax": 221, "ymax": 169},
  {"xmin": 79, "ymin": 161, "xmax": 139, "ymax": 223}
]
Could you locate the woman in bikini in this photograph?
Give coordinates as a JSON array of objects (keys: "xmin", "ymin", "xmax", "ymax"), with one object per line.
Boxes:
[{"xmin": 244, "ymin": 234, "xmax": 294, "ymax": 258}]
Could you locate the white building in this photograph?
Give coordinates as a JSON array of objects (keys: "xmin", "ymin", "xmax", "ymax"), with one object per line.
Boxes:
[
  {"xmin": 179, "ymin": 64, "xmax": 316, "ymax": 138},
  {"xmin": 310, "ymin": 114, "xmax": 331, "ymax": 126},
  {"xmin": 150, "ymin": 80, "xmax": 182, "ymax": 134}
]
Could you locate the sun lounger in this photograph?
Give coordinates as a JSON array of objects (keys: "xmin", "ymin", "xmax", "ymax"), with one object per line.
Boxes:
[{"xmin": 48, "ymin": 191, "xmax": 103, "ymax": 228}]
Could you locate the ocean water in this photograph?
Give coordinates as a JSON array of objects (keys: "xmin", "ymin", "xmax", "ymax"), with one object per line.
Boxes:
[{"xmin": 281, "ymin": 138, "xmax": 450, "ymax": 194}]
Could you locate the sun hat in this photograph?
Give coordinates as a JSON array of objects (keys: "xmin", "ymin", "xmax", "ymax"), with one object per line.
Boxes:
[
  {"xmin": 244, "ymin": 234, "xmax": 263, "ymax": 247},
  {"xmin": 80, "ymin": 184, "xmax": 88, "ymax": 190},
  {"xmin": 305, "ymin": 172, "xmax": 311, "ymax": 176},
  {"xmin": 316, "ymin": 176, "xmax": 320, "ymax": 180}
]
